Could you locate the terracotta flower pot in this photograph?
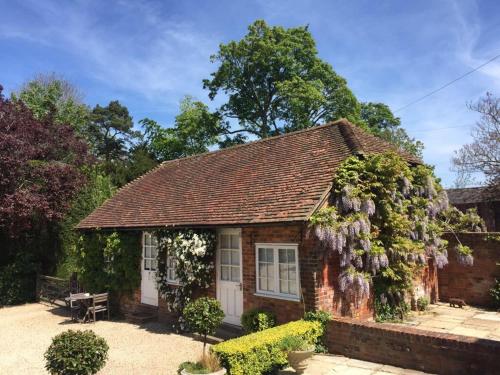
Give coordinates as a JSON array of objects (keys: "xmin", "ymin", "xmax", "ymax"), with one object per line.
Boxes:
[
  {"xmin": 180, "ymin": 368, "xmax": 226, "ymax": 375},
  {"xmin": 287, "ymin": 348, "xmax": 314, "ymax": 374}
]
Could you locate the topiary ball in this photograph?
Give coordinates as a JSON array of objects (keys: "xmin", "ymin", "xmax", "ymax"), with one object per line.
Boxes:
[{"xmin": 44, "ymin": 329, "xmax": 109, "ymax": 375}]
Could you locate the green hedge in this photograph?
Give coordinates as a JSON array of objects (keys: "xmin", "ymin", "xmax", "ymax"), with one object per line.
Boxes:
[{"xmin": 211, "ymin": 320, "xmax": 322, "ymax": 375}]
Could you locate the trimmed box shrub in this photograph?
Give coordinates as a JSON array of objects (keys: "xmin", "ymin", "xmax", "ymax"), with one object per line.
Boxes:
[
  {"xmin": 44, "ymin": 330, "xmax": 109, "ymax": 375},
  {"xmin": 211, "ymin": 320, "xmax": 322, "ymax": 375},
  {"xmin": 240, "ymin": 308, "xmax": 276, "ymax": 333}
]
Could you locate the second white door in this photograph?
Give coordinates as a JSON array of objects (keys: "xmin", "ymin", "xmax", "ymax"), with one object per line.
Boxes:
[{"xmin": 217, "ymin": 228, "xmax": 243, "ymax": 325}]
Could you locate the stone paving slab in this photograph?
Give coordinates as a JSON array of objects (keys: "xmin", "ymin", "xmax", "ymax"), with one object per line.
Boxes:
[
  {"xmin": 279, "ymin": 354, "xmax": 433, "ymax": 375},
  {"xmin": 388, "ymin": 302, "xmax": 500, "ymax": 341}
]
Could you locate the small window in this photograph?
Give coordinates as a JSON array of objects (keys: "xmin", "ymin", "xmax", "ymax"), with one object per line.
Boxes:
[
  {"xmin": 255, "ymin": 244, "xmax": 300, "ymax": 299},
  {"xmin": 166, "ymin": 255, "xmax": 179, "ymax": 283},
  {"xmin": 143, "ymin": 232, "xmax": 158, "ymax": 271}
]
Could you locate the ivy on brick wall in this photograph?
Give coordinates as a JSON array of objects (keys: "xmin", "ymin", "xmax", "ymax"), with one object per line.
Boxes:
[
  {"xmin": 76, "ymin": 230, "xmax": 141, "ymax": 294},
  {"xmin": 310, "ymin": 152, "xmax": 484, "ymax": 321},
  {"xmin": 154, "ymin": 228, "xmax": 216, "ymax": 330}
]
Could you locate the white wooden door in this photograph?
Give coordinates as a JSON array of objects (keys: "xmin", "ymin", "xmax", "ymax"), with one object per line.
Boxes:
[
  {"xmin": 217, "ymin": 228, "xmax": 243, "ymax": 325},
  {"xmin": 141, "ymin": 232, "xmax": 158, "ymax": 306}
]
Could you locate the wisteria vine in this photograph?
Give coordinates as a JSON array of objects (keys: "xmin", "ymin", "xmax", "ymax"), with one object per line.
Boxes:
[{"xmin": 310, "ymin": 152, "xmax": 482, "ymax": 318}]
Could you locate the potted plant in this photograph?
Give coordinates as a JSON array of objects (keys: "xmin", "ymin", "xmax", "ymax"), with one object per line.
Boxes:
[
  {"xmin": 280, "ymin": 336, "xmax": 315, "ymax": 375},
  {"xmin": 180, "ymin": 297, "xmax": 226, "ymax": 375}
]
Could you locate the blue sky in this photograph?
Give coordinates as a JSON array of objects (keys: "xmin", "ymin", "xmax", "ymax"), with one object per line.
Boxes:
[{"xmin": 1, "ymin": 0, "xmax": 499, "ymax": 187}]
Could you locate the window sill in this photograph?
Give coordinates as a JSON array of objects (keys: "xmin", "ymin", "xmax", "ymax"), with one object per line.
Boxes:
[{"xmin": 254, "ymin": 292, "xmax": 301, "ymax": 303}]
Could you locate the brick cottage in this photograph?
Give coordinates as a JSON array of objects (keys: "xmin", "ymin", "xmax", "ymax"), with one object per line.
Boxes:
[{"xmin": 77, "ymin": 119, "xmax": 435, "ymax": 325}]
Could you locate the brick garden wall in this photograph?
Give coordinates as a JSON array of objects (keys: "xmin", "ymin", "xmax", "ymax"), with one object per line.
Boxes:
[
  {"xmin": 438, "ymin": 232, "xmax": 499, "ymax": 307},
  {"xmin": 326, "ymin": 318, "xmax": 500, "ymax": 375}
]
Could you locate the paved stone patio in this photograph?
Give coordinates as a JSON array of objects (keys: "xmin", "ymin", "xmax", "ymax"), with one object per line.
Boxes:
[
  {"xmin": 384, "ymin": 302, "xmax": 500, "ymax": 340},
  {"xmin": 280, "ymin": 354, "xmax": 432, "ymax": 374}
]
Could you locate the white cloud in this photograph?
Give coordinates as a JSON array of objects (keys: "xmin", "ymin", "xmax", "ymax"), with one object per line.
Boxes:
[{"xmin": 0, "ymin": 0, "xmax": 220, "ymax": 111}]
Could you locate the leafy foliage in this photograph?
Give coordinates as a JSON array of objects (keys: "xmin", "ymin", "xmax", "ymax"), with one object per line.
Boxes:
[
  {"xmin": 240, "ymin": 308, "xmax": 276, "ymax": 333},
  {"xmin": 44, "ymin": 330, "xmax": 108, "ymax": 375},
  {"xmin": 440, "ymin": 207, "xmax": 486, "ymax": 232},
  {"xmin": 278, "ymin": 335, "xmax": 312, "ymax": 352},
  {"xmin": 490, "ymin": 279, "xmax": 500, "ymax": 309},
  {"xmin": 87, "ymin": 100, "xmax": 140, "ymax": 165},
  {"xmin": 155, "ymin": 229, "xmax": 216, "ymax": 328},
  {"xmin": 0, "ymin": 86, "xmax": 89, "ymax": 238},
  {"xmin": 303, "ymin": 310, "xmax": 332, "ymax": 353},
  {"xmin": 57, "ymin": 168, "xmax": 116, "ymax": 278},
  {"xmin": 310, "ymin": 152, "xmax": 477, "ymax": 320},
  {"xmin": 212, "ymin": 320, "xmax": 322, "ymax": 375},
  {"xmin": 360, "ymin": 102, "xmax": 423, "ymax": 157},
  {"xmin": 0, "ymin": 252, "xmax": 38, "ymax": 306},
  {"xmin": 203, "ymin": 20, "xmax": 360, "ymax": 141},
  {"xmin": 183, "ymin": 297, "xmax": 225, "ymax": 358},
  {"xmin": 416, "ymin": 296, "xmax": 430, "ymax": 311},
  {"xmin": 13, "ymin": 73, "xmax": 90, "ymax": 136},
  {"xmin": 142, "ymin": 97, "xmax": 222, "ymax": 162},
  {"xmin": 76, "ymin": 231, "xmax": 141, "ymax": 293}
]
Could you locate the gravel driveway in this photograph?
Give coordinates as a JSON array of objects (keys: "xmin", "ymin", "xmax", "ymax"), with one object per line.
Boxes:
[{"xmin": 0, "ymin": 303, "xmax": 205, "ymax": 375}]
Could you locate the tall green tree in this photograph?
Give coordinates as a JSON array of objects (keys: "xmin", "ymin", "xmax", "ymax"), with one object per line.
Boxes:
[
  {"xmin": 360, "ymin": 102, "xmax": 423, "ymax": 157},
  {"xmin": 88, "ymin": 100, "xmax": 140, "ymax": 162},
  {"xmin": 141, "ymin": 96, "xmax": 222, "ymax": 162},
  {"xmin": 12, "ymin": 73, "xmax": 90, "ymax": 136},
  {"xmin": 203, "ymin": 20, "xmax": 360, "ymax": 141}
]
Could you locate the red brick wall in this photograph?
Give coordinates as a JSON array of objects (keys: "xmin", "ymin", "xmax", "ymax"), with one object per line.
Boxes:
[
  {"xmin": 326, "ymin": 318, "xmax": 500, "ymax": 375},
  {"xmin": 438, "ymin": 232, "xmax": 500, "ymax": 307}
]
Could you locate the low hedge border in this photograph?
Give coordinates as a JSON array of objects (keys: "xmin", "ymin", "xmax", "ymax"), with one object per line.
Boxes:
[{"xmin": 211, "ymin": 320, "xmax": 322, "ymax": 375}]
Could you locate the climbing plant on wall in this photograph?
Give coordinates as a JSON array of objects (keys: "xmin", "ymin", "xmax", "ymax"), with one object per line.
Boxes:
[
  {"xmin": 77, "ymin": 231, "xmax": 141, "ymax": 294},
  {"xmin": 310, "ymin": 152, "xmax": 482, "ymax": 320},
  {"xmin": 155, "ymin": 228, "xmax": 216, "ymax": 330}
]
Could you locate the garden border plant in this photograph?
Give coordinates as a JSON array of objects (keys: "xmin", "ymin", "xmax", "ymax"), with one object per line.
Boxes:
[
  {"xmin": 309, "ymin": 152, "xmax": 484, "ymax": 321},
  {"xmin": 154, "ymin": 228, "xmax": 217, "ymax": 329}
]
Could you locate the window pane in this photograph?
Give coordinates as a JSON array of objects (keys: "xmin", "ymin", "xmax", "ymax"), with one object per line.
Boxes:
[
  {"xmin": 279, "ymin": 250, "xmax": 287, "ymax": 263},
  {"xmin": 231, "ymin": 267, "xmax": 240, "ymax": 282},
  {"xmin": 230, "ymin": 234, "xmax": 239, "ymax": 249},
  {"xmin": 259, "ymin": 277, "xmax": 267, "ymax": 291},
  {"xmin": 221, "ymin": 235, "xmax": 230, "ymax": 249},
  {"xmin": 221, "ymin": 266, "xmax": 229, "ymax": 281},
  {"xmin": 267, "ymin": 264, "xmax": 274, "ymax": 279},
  {"xmin": 151, "ymin": 260, "xmax": 157, "ymax": 271},
  {"xmin": 280, "ymin": 279, "xmax": 288, "ymax": 294},
  {"xmin": 151, "ymin": 246, "xmax": 158, "ymax": 258},
  {"xmin": 279, "ymin": 264, "xmax": 288, "ymax": 279},
  {"xmin": 289, "ymin": 281, "xmax": 297, "ymax": 295},
  {"xmin": 258, "ymin": 248, "xmax": 266, "ymax": 261},
  {"xmin": 266, "ymin": 249, "xmax": 274, "ymax": 263},
  {"xmin": 145, "ymin": 259, "xmax": 151, "ymax": 270},
  {"xmin": 287, "ymin": 249, "xmax": 295, "ymax": 263},
  {"xmin": 221, "ymin": 249, "xmax": 230, "ymax": 265},
  {"xmin": 289, "ymin": 267, "xmax": 297, "ymax": 281},
  {"xmin": 231, "ymin": 250, "xmax": 239, "ymax": 266},
  {"xmin": 259, "ymin": 263, "xmax": 267, "ymax": 277},
  {"xmin": 145, "ymin": 246, "xmax": 151, "ymax": 258},
  {"xmin": 151, "ymin": 235, "xmax": 158, "ymax": 246}
]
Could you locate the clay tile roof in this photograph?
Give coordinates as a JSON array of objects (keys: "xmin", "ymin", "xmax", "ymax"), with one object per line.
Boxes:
[
  {"xmin": 77, "ymin": 119, "xmax": 420, "ymax": 229},
  {"xmin": 446, "ymin": 186, "xmax": 500, "ymax": 205}
]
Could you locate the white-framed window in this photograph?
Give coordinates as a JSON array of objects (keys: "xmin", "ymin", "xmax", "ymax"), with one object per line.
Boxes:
[
  {"xmin": 143, "ymin": 232, "xmax": 158, "ymax": 271},
  {"xmin": 255, "ymin": 243, "xmax": 300, "ymax": 300},
  {"xmin": 143, "ymin": 232, "xmax": 179, "ymax": 284}
]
